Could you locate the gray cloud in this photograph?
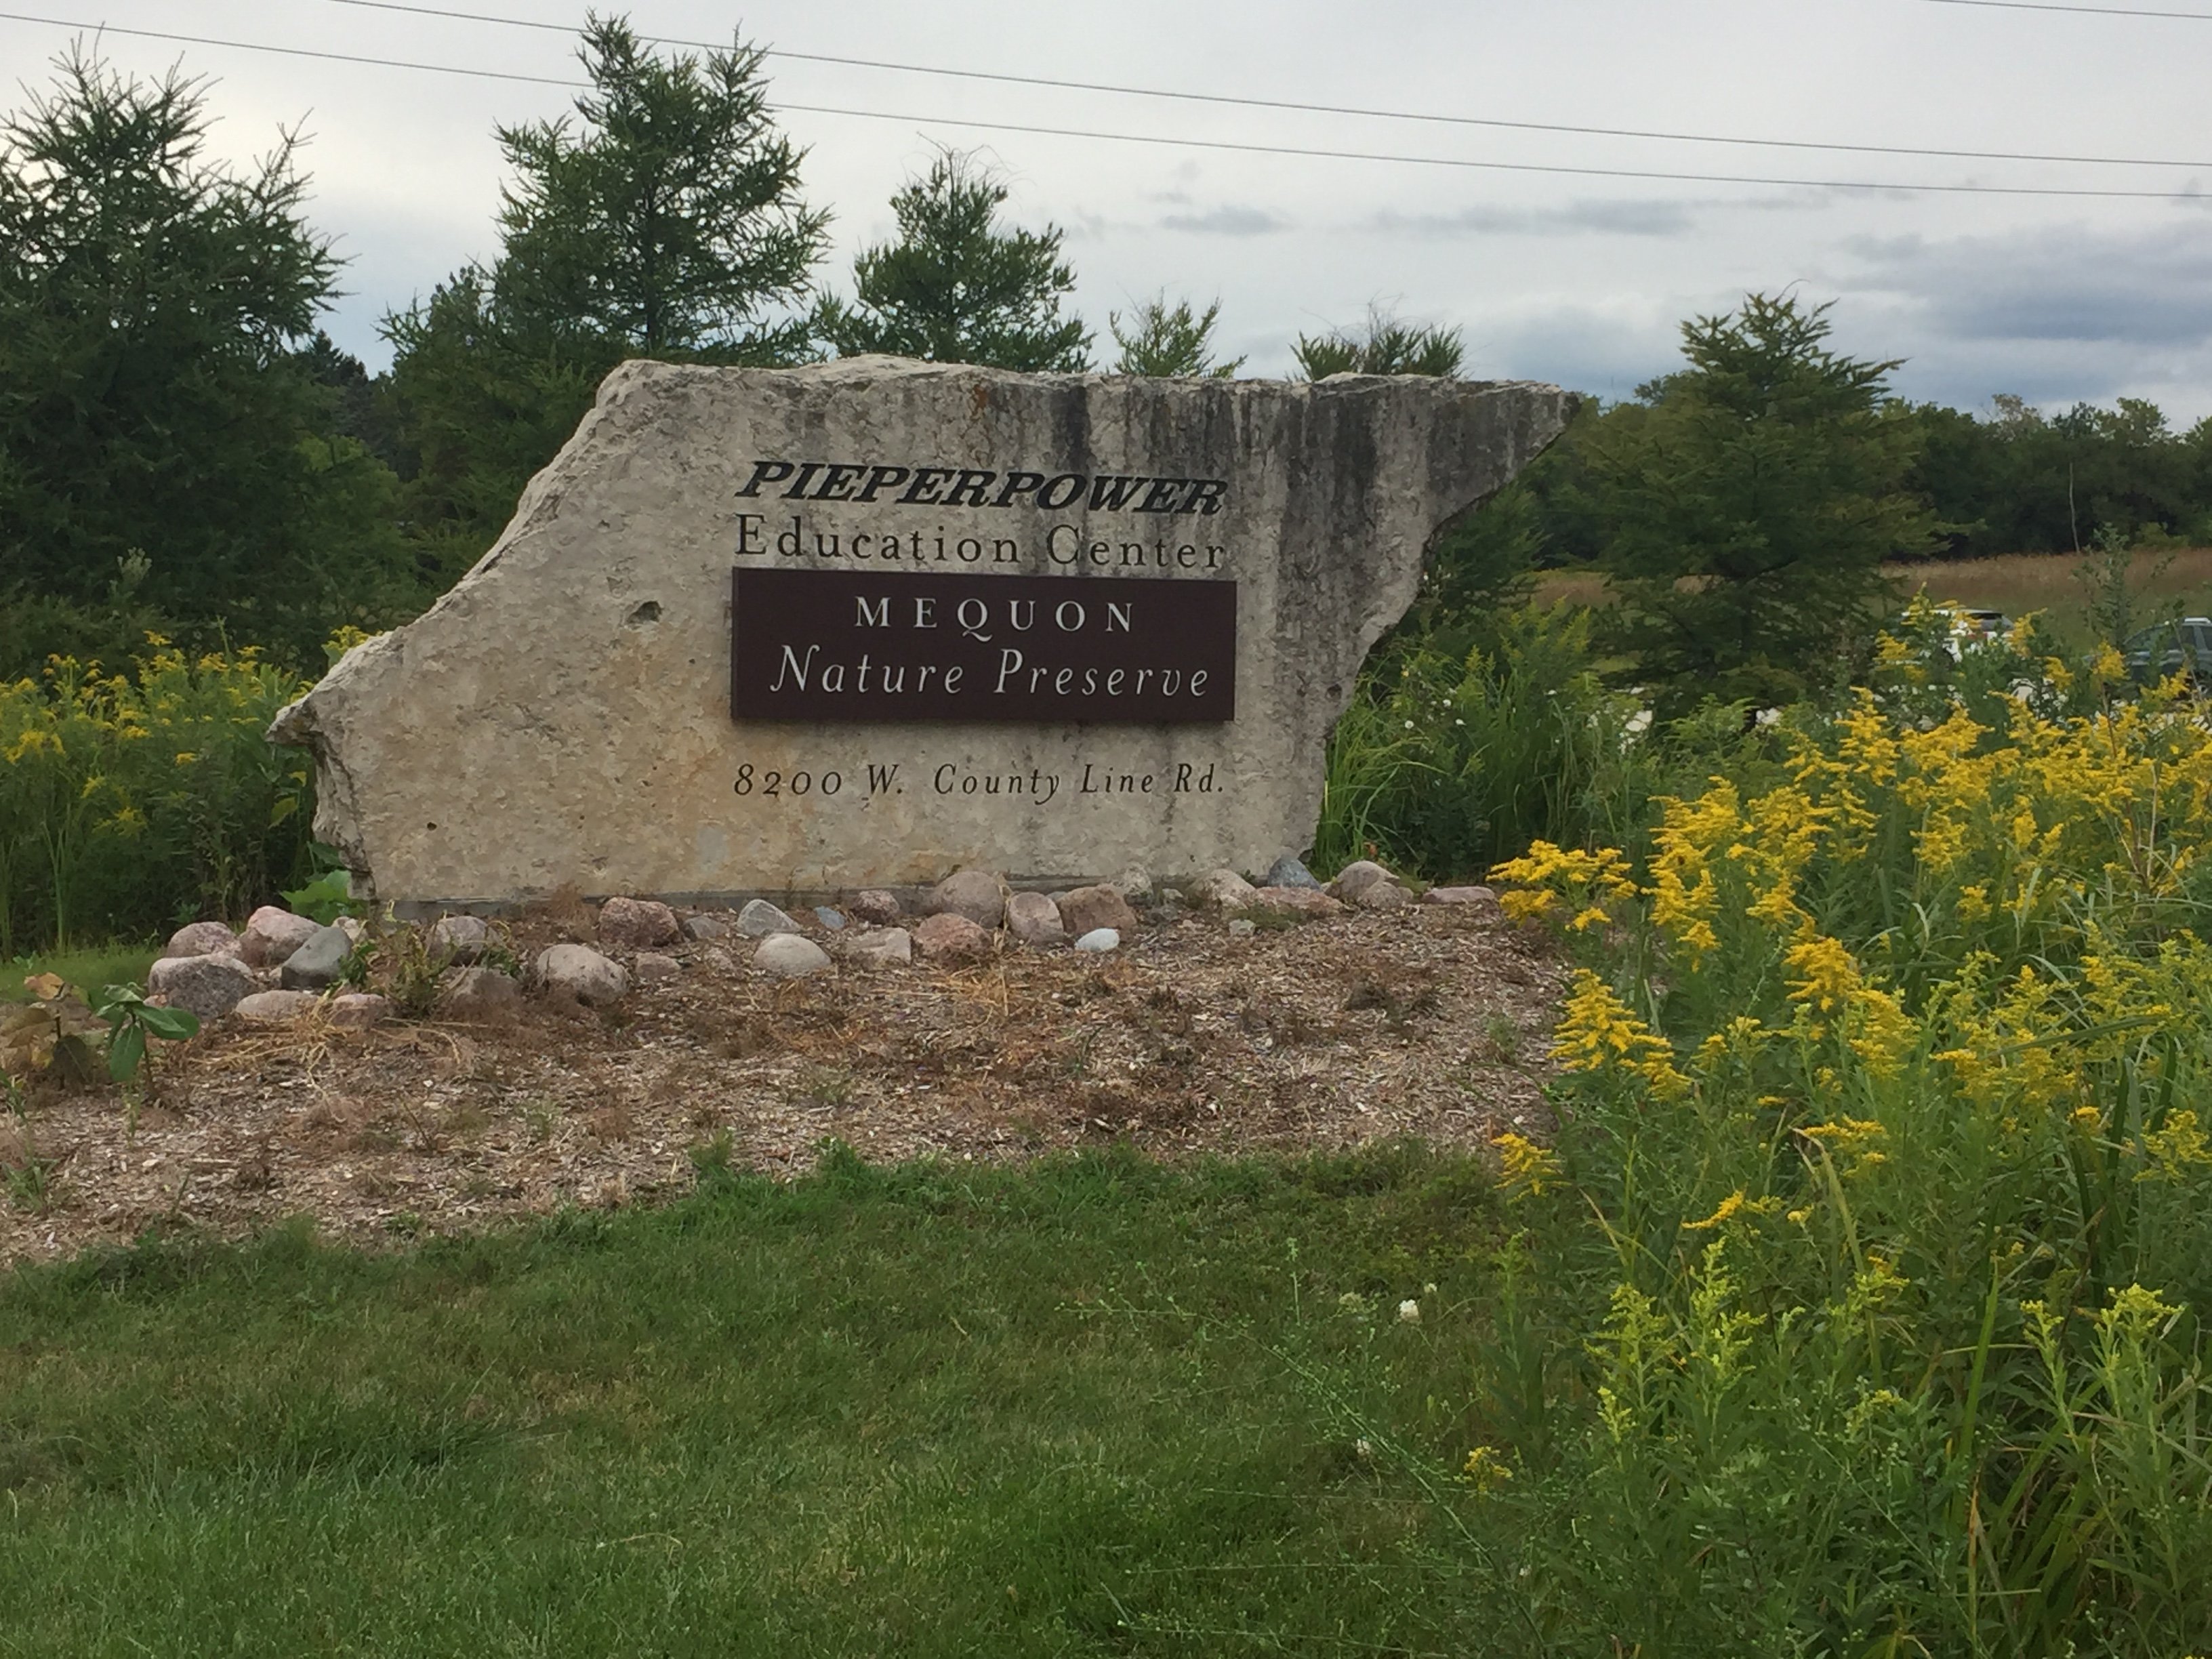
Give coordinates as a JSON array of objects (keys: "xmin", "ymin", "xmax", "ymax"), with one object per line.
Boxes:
[
  {"xmin": 1368, "ymin": 199, "xmax": 1698, "ymax": 239},
  {"xmin": 1158, "ymin": 204, "xmax": 1289, "ymax": 237}
]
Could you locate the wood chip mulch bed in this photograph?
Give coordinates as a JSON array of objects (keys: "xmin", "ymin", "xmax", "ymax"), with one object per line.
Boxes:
[{"xmin": 1, "ymin": 903, "xmax": 1564, "ymax": 1265}]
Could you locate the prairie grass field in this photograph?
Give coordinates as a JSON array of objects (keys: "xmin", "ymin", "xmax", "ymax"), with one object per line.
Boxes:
[{"xmin": 1536, "ymin": 546, "xmax": 2212, "ymax": 646}]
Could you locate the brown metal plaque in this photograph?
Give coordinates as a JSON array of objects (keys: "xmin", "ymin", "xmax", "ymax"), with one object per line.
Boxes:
[{"xmin": 731, "ymin": 569, "xmax": 1235, "ymax": 723}]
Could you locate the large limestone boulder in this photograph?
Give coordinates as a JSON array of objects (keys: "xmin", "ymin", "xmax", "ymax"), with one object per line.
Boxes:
[{"xmin": 270, "ymin": 358, "xmax": 1572, "ymax": 909}]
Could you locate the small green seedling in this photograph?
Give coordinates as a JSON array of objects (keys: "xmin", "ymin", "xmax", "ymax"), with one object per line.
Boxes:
[{"xmin": 91, "ymin": 984, "xmax": 200, "ymax": 1084}]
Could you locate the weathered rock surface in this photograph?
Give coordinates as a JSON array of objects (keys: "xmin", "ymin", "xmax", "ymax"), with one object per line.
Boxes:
[
  {"xmin": 234, "ymin": 989, "xmax": 321, "ymax": 1023},
  {"xmin": 329, "ymin": 992, "xmax": 394, "ymax": 1027},
  {"xmin": 438, "ymin": 966, "xmax": 522, "ymax": 1020},
  {"xmin": 1005, "ymin": 890, "xmax": 1065, "ymax": 945},
  {"xmin": 1253, "ymin": 886, "xmax": 1345, "ymax": 918},
  {"xmin": 754, "ymin": 933, "xmax": 832, "ymax": 979},
  {"xmin": 930, "ymin": 868, "xmax": 1005, "ymax": 930},
  {"xmin": 1227, "ymin": 918, "xmax": 1256, "ymax": 939},
  {"xmin": 597, "ymin": 895, "xmax": 682, "ymax": 949},
  {"xmin": 429, "ymin": 913, "xmax": 490, "ymax": 962},
  {"xmin": 1109, "ymin": 866, "xmax": 1155, "ymax": 905},
  {"xmin": 848, "ymin": 890, "xmax": 901, "ymax": 925},
  {"xmin": 1263, "ymin": 855, "xmax": 1322, "ymax": 891},
  {"xmin": 1073, "ymin": 928, "xmax": 1121, "ymax": 954},
  {"xmin": 280, "ymin": 924, "xmax": 352, "ymax": 990},
  {"xmin": 846, "ymin": 926, "xmax": 912, "ymax": 966},
  {"xmin": 737, "ymin": 899, "xmax": 800, "ymax": 937},
  {"xmin": 682, "ymin": 913, "xmax": 730, "ymax": 941},
  {"xmin": 1328, "ymin": 861, "xmax": 1397, "ymax": 903},
  {"xmin": 1421, "ymin": 885, "xmax": 1502, "ymax": 919},
  {"xmin": 1193, "ymin": 868, "xmax": 1260, "ymax": 910},
  {"xmin": 1058, "ymin": 884, "xmax": 1138, "ymax": 937},
  {"xmin": 536, "ymin": 943, "xmax": 628, "ymax": 1005},
  {"xmin": 268, "ymin": 359, "xmax": 1572, "ymax": 907},
  {"xmin": 813, "ymin": 906, "xmax": 847, "ymax": 931},
  {"xmin": 914, "ymin": 911, "xmax": 991, "ymax": 963},
  {"xmin": 1353, "ymin": 882, "xmax": 1414, "ymax": 912},
  {"xmin": 634, "ymin": 951, "xmax": 682, "ymax": 983},
  {"xmin": 165, "ymin": 920, "xmax": 239, "ymax": 960},
  {"xmin": 239, "ymin": 906, "xmax": 321, "ymax": 968},
  {"xmin": 147, "ymin": 954, "xmax": 258, "ymax": 1021}
]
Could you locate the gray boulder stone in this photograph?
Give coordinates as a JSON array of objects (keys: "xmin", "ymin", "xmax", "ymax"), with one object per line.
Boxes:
[
  {"xmin": 755, "ymin": 933, "xmax": 832, "ymax": 979},
  {"xmin": 270, "ymin": 361, "xmax": 1572, "ymax": 909},
  {"xmin": 329, "ymin": 992, "xmax": 394, "ymax": 1027},
  {"xmin": 1328, "ymin": 861, "xmax": 1397, "ymax": 903},
  {"xmin": 1422, "ymin": 885, "xmax": 1503, "ymax": 920},
  {"xmin": 429, "ymin": 913, "xmax": 489, "ymax": 962},
  {"xmin": 147, "ymin": 954, "xmax": 257, "ymax": 1021},
  {"xmin": 437, "ymin": 966, "xmax": 522, "ymax": 1021},
  {"xmin": 1073, "ymin": 928, "xmax": 1121, "ymax": 954},
  {"xmin": 848, "ymin": 889, "xmax": 902, "ymax": 925},
  {"xmin": 1193, "ymin": 868, "xmax": 1260, "ymax": 911},
  {"xmin": 234, "ymin": 989, "xmax": 321, "ymax": 1024},
  {"xmin": 597, "ymin": 895, "xmax": 682, "ymax": 948},
  {"xmin": 280, "ymin": 924, "xmax": 352, "ymax": 991},
  {"xmin": 1058, "ymin": 884, "xmax": 1137, "ymax": 937},
  {"xmin": 238, "ymin": 905, "xmax": 321, "ymax": 968},
  {"xmin": 634, "ymin": 951, "xmax": 682, "ymax": 984},
  {"xmin": 682, "ymin": 913, "xmax": 730, "ymax": 941},
  {"xmin": 1353, "ymin": 881, "xmax": 1414, "ymax": 912},
  {"xmin": 914, "ymin": 911, "xmax": 991, "ymax": 963},
  {"xmin": 536, "ymin": 943, "xmax": 629, "ymax": 1006},
  {"xmin": 737, "ymin": 898, "xmax": 800, "ymax": 937},
  {"xmin": 165, "ymin": 920, "xmax": 239, "ymax": 960},
  {"xmin": 1263, "ymin": 854, "xmax": 1322, "ymax": 891},
  {"xmin": 847, "ymin": 926, "xmax": 913, "ymax": 967},
  {"xmin": 1005, "ymin": 890, "xmax": 1066, "ymax": 945},
  {"xmin": 1109, "ymin": 865, "xmax": 1155, "ymax": 905},
  {"xmin": 930, "ymin": 867, "xmax": 1005, "ymax": 930},
  {"xmin": 813, "ymin": 906, "xmax": 847, "ymax": 931}
]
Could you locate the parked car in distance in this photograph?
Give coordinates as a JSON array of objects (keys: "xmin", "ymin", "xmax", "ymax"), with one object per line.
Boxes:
[{"xmin": 2122, "ymin": 616, "xmax": 2212, "ymax": 685}]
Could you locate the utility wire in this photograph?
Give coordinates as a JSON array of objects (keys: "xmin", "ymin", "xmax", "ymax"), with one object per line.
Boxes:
[
  {"xmin": 315, "ymin": 0, "xmax": 2212, "ymax": 171},
  {"xmin": 1924, "ymin": 0, "xmax": 2212, "ymax": 20},
  {"xmin": 4, "ymin": 10, "xmax": 2211, "ymax": 199}
]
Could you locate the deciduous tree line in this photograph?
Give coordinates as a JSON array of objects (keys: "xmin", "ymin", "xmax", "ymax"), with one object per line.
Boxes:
[{"xmin": 5, "ymin": 16, "xmax": 2209, "ymax": 717}]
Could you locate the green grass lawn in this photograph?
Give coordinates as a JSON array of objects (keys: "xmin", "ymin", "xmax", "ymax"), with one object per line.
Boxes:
[
  {"xmin": 1, "ymin": 1146, "xmax": 1515, "ymax": 1658},
  {"xmin": 3, "ymin": 943, "xmax": 161, "ymax": 1004}
]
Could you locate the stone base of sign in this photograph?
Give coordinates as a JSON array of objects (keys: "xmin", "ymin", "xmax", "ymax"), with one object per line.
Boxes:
[{"xmin": 272, "ymin": 356, "xmax": 1572, "ymax": 909}]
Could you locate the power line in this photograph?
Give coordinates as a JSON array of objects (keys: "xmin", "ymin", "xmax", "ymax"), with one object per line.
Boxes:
[
  {"xmin": 4, "ymin": 9, "xmax": 2211, "ymax": 199},
  {"xmin": 1924, "ymin": 0, "xmax": 2212, "ymax": 20},
  {"xmin": 317, "ymin": 0, "xmax": 2212, "ymax": 172}
]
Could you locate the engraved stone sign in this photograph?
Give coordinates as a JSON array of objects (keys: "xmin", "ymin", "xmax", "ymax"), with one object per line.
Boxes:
[{"xmin": 270, "ymin": 356, "xmax": 1572, "ymax": 907}]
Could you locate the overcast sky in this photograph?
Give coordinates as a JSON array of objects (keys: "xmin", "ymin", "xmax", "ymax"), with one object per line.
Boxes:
[{"xmin": 7, "ymin": 0, "xmax": 2212, "ymax": 417}]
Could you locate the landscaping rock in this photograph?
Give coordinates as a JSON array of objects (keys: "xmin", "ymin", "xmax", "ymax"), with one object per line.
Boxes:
[
  {"xmin": 1328, "ymin": 860, "xmax": 1397, "ymax": 903},
  {"xmin": 429, "ymin": 913, "xmax": 490, "ymax": 962},
  {"xmin": 1109, "ymin": 865, "xmax": 1155, "ymax": 904},
  {"xmin": 146, "ymin": 954, "xmax": 257, "ymax": 1021},
  {"xmin": 930, "ymin": 867, "xmax": 1005, "ymax": 930},
  {"xmin": 1227, "ymin": 918, "xmax": 1257, "ymax": 939},
  {"xmin": 813, "ymin": 906, "xmax": 847, "ymax": 931},
  {"xmin": 914, "ymin": 911, "xmax": 991, "ymax": 963},
  {"xmin": 279, "ymin": 924, "xmax": 352, "ymax": 991},
  {"xmin": 234, "ymin": 989, "xmax": 320, "ymax": 1023},
  {"xmin": 1263, "ymin": 854, "xmax": 1323, "ymax": 891},
  {"xmin": 846, "ymin": 926, "xmax": 913, "ymax": 967},
  {"xmin": 848, "ymin": 889, "xmax": 901, "ymax": 925},
  {"xmin": 437, "ymin": 966, "xmax": 521, "ymax": 1021},
  {"xmin": 682, "ymin": 913, "xmax": 730, "ymax": 941},
  {"xmin": 1254, "ymin": 886, "xmax": 1345, "ymax": 918},
  {"xmin": 737, "ymin": 898, "xmax": 800, "ymax": 937},
  {"xmin": 1073, "ymin": 928, "xmax": 1121, "ymax": 954},
  {"xmin": 1353, "ymin": 881, "xmax": 1414, "ymax": 912},
  {"xmin": 1058, "ymin": 884, "xmax": 1137, "ymax": 937},
  {"xmin": 329, "ymin": 992, "xmax": 392, "ymax": 1027},
  {"xmin": 335, "ymin": 915, "xmax": 367, "ymax": 946},
  {"xmin": 1193, "ymin": 868, "xmax": 1260, "ymax": 911},
  {"xmin": 754, "ymin": 933, "xmax": 832, "ymax": 979},
  {"xmin": 535, "ymin": 943, "xmax": 628, "ymax": 1006},
  {"xmin": 1005, "ymin": 890, "xmax": 1065, "ymax": 945},
  {"xmin": 165, "ymin": 920, "xmax": 239, "ymax": 960},
  {"xmin": 1421, "ymin": 885, "xmax": 1503, "ymax": 920},
  {"xmin": 634, "ymin": 951, "xmax": 682, "ymax": 984},
  {"xmin": 239, "ymin": 905, "xmax": 321, "ymax": 968},
  {"xmin": 596, "ymin": 895, "xmax": 681, "ymax": 949}
]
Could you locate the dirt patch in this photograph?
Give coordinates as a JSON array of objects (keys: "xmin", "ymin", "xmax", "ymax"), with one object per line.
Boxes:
[{"xmin": 1, "ymin": 907, "xmax": 1563, "ymax": 1263}]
